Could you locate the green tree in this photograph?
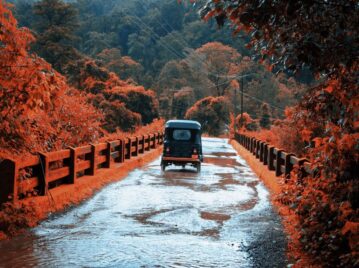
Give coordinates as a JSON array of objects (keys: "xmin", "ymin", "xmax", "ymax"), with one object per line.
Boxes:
[
  {"xmin": 32, "ymin": 0, "xmax": 80, "ymax": 72},
  {"xmin": 96, "ymin": 49, "xmax": 144, "ymax": 83},
  {"xmin": 12, "ymin": 0, "xmax": 36, "ymax": 28},
  {"xmin": 82, "ymin": 31, "xmax": 116, "ymax": 56}
]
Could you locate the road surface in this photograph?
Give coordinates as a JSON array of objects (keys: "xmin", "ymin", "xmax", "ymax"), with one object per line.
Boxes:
[{"xmin": 0, "ymin": 138, "xmax": 287, "ymax": 267}]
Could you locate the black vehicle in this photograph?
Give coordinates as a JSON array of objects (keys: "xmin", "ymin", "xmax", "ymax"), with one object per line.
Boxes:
[{"xmin": 161, "ymin": 120, "xmax": 203, "ymax": 172}]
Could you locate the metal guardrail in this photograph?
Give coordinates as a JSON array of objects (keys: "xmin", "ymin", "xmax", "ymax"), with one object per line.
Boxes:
[{"xmin": 0, "ymin": 132, "xmax": 164, "ymax": 205}]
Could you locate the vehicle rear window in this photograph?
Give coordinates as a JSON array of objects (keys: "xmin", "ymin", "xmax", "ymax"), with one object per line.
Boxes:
[{"xmin": 172, "ymin": 129, "xmax": 191, "ymax": 141}]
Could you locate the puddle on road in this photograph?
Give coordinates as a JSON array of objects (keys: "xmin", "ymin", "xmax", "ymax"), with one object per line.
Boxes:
[
  {"xmin": 204, "ymin": 155, "xmax": 241, "ymax": 167},
  {"xmin": 0, "ymin": 138, "xmax": 286, "ymax": 268},
  {"xmin": 200, "ymin": 211, "xmax": 231, "ymax": 222}
]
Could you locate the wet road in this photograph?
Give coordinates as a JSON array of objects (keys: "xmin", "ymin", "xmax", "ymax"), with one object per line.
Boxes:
[{"xmin": 0, "ymin": 138, "xmax": 287, "ymax": 268}]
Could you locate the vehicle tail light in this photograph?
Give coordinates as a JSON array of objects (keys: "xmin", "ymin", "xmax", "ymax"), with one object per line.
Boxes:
[
  {"xmin": 166, "ymin": 147, "xmax": 170, "ymax": 153},
  {"xmin": 193, "ymin": 148, "xmax": 198, "ymax": 154}
]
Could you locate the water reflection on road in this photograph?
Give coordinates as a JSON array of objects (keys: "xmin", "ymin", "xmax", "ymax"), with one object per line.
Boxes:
[{"xmin": 0, "ymin": 138, "xmax": 287, "ymax": 268}]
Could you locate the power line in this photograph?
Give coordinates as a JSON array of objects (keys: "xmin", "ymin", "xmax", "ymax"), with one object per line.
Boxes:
[
  {"xmin": 241, "ymin": 91, "xmax": 286, "ymax": 112},
  {"xmin": 130, "ymin": 15, "xmax": 285, "ymax": 113},
  {"xmin": 130, "ymin": 15, "xmax": 218, "ymax": 83},
  {"xmin": 130, "ymin": 16, "xmax": 186, "ymax": 61},
  {"xmin": 135, "ymin": 14, "xmax": 242, "ymax": 80},
  {"xmin": 129, "ymin": 16, "xmax": 203, "ymax": 84},
  {"xmin": 150, "ymin": 7, "xmax": 242, "ymax": 80},
  {"xmin": 162, "ymin": 76, "xmax": 286, "ymax": 113}
]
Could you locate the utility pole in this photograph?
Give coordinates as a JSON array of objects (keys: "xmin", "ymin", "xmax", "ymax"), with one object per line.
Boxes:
[
  {"xmin": 169, "ymin": 88, "xmax": 181, "ymax": 119},
  {"xmin": 233, "ymin": 86, "xmax": 238, "ymax": 135},
  {"xmin": 234, "ymin": 87, "xmax": 238, "ymax": 115}
]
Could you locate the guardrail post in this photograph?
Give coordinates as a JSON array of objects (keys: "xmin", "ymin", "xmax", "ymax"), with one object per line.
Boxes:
[
  {"xmin": 145, "ymin": 135, "xmax": 150, "ymax": 151},
  {"xmin": 0, "ymin": 159, "xmax": 18, "ymax": 204},
  {"xmin": 140, "ymin": 135, "xmax": 145, "ymax": 154},
  {"xmin": 254, "ymin": 140, "xmax": 258, "ymax": 157},
  {"xmin": 255, "ymin": 139, "xmax": 258, "ymax": 155},
  {"xmin": 68, "ymin": 147, "xmax": 77, "ymax": 183},
  {"xmin": 259, "ymin": 142, "xmax": 264, "ymax": 162},
  {"xmin": 154, "ymin": 133, "xmax": 158, "ymax": 148},
  {"xmin": 125, "ymin": 138, "xmax": 131, "ymax": 159},
  {"xmin": 275, "ymin": 149, "xmax": 284, "ymax": 176},
  {"xmin": 268, "ymin": 146, "xmax": 275, "ymax": 171},
  {"xmin": 153, "ymin": 133, "xmax": 156, "ymax": 148},
  {"xmin": 252, "ymin": 139, "xmax": 257, "ymax": 155},
  {"xmin": 263, "ymin": 144, "xmax": 268, "ymax": 165},
  {"xmin": 151, "ymin": 134, "xmax": 156, "ymax": 149},
  {"xmin": 284, "ymin": 153, "xmax": 295, "ymax": 178},
  {"xmin": 85, "ymin": 145, "xmax": 96, "ymax": 176},
  {"xmin": 157, "ymin": 132, "xmax": 160, "ymax": 146},
  {"xmin": 298, "ymin": 159, "xmax": 308, "ymax": 170},
  {"xmin": 105, "ymin": 142, "xmax": 111, "ymax": 168},
  {"xmin": 133, "ymin": 137, "xmax": 139, "ymax": 157},
  {"xmin": 38, "ymin": 153, "xmax": 49, "ymax": 195},
  {"xmin": 297, "ymin": 158, "xmax": 309, "ymax": 183},
  {"xmin": 235, "ymin": 132, "xmax": 239, "ymax": 142},
  {"xmin": 118, "ymin": 139, "xmax": 125, "ymax": 162},
  {"xmin": 256, "ymin": 140, "xmax": 260, "ymax": 158}
]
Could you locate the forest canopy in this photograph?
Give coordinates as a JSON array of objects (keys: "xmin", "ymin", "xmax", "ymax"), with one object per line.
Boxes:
[{"xmin": 4, "ymin": 0, "xmax": 307, "ymax": 139}]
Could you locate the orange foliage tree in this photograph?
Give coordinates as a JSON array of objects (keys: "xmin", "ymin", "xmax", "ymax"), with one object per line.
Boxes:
[
  {"xmin": 69, "ymin": 59, "xmax": 159, "ymax": 132},
  {"xmin": 96, "ymin": 49, "xmax": 144, "ymax": 84},
  {"xmin": 188, "ymin": 42, "xmax": 241, "ymax": 96},
  {"xmin": 104, "ymin": 84, "xmax": 159, "ymax": 124},
  {"xmin": 0, "ymin": 1, "xmax": 102, "ymax": 157},
  {"xmin": 235, "ymin": 112, "xmax": 258, "ymax": 131},
  {"xmin": 185, "ymin": 96, "xmax": 230, "ymax": 136},
  {"xmin": 31, "ymin": 0, "xmax": 81, "ymax": 73},
  {"xmin": 172, "ymin": 87, "xmax": 195, "ymax": 119}
]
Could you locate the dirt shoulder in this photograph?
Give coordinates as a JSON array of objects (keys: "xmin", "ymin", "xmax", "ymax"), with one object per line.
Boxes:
[
  {"xmin": 230, "ymin": 140, "xmax": 317, "ymax": 268},
  {"xmin": 0, "ymin": 147, "xmax": 162, "ymax": 240}
]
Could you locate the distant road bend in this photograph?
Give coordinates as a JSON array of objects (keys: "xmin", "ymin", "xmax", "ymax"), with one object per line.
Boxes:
[{"xmin": 0, "ymin": 138, "xmax": 287, "ymax": 268}]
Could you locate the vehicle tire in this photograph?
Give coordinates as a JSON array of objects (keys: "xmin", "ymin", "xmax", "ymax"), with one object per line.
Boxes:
[
  {"xmin": 161, "ymin": 161, "xmax": 166, "ymax": 172},
  {"xmin": 196, "ymin": 163, "xmax": 201, "ymax": 173}
]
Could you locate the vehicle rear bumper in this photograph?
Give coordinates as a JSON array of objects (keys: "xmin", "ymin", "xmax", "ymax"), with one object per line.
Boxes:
[{"xmin": 162, "ymin": 156, "xmax": 200, "ymax": 163}]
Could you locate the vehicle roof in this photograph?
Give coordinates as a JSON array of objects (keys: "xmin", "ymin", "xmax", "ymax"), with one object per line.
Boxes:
[{"xmin": 165, "ymin": 120, "xmax": 201, "ymax": 130}]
